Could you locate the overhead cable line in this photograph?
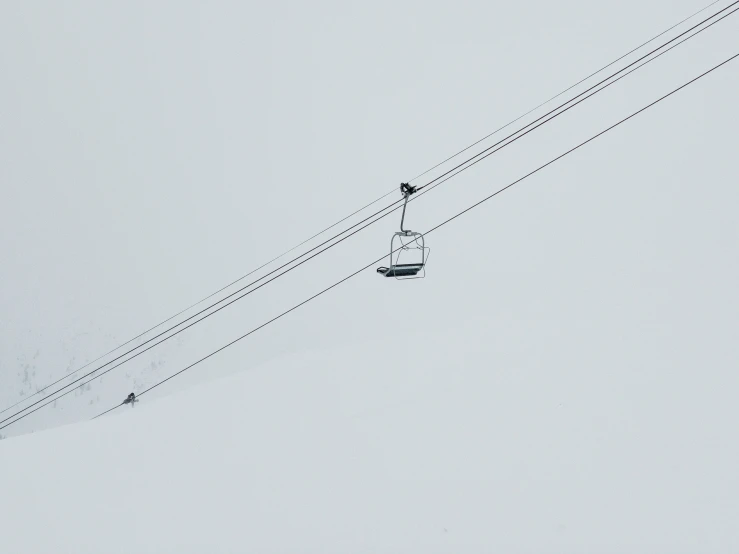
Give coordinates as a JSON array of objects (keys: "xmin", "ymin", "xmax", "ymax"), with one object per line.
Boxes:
[
  {"xmin": 406, "ymin": 0, "xmax": 725, "ymax": 184},
  {"xmin": 0, "ymin": 187, "xmax": 397, "ymax": 417},
  {"xmin": 86, "ymin": 49, "xmax": 739, "ymax": 422},
  {"xmin": 2, "ymin": 0, "xmax": 723, "ymax": 416},
  {"xmin": 0, "ymin": 195, "xmax": 402, "ymax": 426},
  {"xmin": 413, "ymin": 0, "xmax": 739, "ymax": 194},
  {"xmin": 407, "ymin": 2, "xmax": 739, "ymax": 199},
  {"xmin": 2, "ymin": 0, "xmax": 736, "ymax": 431}
]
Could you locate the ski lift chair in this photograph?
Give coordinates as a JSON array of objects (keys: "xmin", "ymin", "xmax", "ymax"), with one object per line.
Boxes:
[{"xmin": 377, "ymin": 183, "xmax": 429, "ymax": 279}]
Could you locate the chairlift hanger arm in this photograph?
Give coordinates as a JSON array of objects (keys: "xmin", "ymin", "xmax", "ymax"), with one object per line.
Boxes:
[{"xmin": 398, "ymin": 183, "xmax": 417, "ymax": 234}]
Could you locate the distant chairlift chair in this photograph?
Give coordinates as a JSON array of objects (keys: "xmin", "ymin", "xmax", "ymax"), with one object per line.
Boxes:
[
  {"xmin": 123, "ymin": 392, "xmax": 139, "ymax": 408},
  {"xmin": 377, "ymin": 183, "xmax": 429, "ymax": 279}
]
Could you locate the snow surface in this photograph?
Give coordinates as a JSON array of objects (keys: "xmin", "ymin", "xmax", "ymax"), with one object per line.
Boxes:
[
  {"xmin": 2, "ymin": 1, "xmax": 739, "ymax": 552},
  {"xmin": 2, "ymin": 321, "xmax": 738, "ymax": 553}
]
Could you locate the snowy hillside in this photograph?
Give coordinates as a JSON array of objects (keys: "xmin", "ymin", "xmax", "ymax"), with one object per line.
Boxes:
[
  {"xmin": 2, "ymin": 0, "xmax": 739, "ymax": 551},
  {"xmin": 2, "ymin": 320, "xmax": 739, "ymax": 553}
]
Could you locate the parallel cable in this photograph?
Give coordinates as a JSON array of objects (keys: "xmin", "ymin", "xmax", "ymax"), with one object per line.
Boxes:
[
  {"xmin": 410, "ymin": 3, "xmax": 739, "ymax": 200},
  {"xmin": 2, "ymin": 1, "xmax": 736, "ymax": 431},
  {"xmin": 0, "ymin": 188, "xmax": 397, "ymax": 416},
  {"xmin": 88, "ymin": 49, "xmax": 739, "ymax": 421},
  {"xmin": 0, "ymin": 196, "xmax": 403, "ymax": 426},
  {"xmin": 407, "ymin": 0, "xmax": 724, "ymax": 184},
  {"xmin": 415, "ymin": 0, "xmax": 739, "ymax": 193},
  {"xmin": 91, "ymin": 403, "xmax": 123, "ymax": 420},
  {"xmin": 1, "ymin": 0, "xmax": 724, "ymax": 416}
]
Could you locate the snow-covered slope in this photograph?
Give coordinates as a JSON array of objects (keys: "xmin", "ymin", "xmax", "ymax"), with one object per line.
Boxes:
[
  {"xmin": 2, "ymin": 321, "xmax": 738, "ymax": 553},
  {"xmin": 2, "ymin": 1, "xmax": 739, "ymax": 551}
]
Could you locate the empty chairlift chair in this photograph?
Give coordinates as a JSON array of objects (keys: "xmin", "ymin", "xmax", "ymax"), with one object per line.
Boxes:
[{"xmin": 377, "ymin": 183, "xmax": 429, "ymax": 279}]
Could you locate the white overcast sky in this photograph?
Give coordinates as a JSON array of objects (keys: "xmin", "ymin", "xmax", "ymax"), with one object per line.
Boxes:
[{"xmin": 1, "ymin": 0, "xmax": 737, "ymax": 434}]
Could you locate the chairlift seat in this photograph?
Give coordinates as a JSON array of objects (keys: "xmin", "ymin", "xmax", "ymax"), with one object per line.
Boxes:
[
  {"xmin": 377, "ymin": 184, "xmax": 429, "ymax": 280},
  {"xmin": 377, "ymin": 263, "xmax": 424, "ymax": 277}
]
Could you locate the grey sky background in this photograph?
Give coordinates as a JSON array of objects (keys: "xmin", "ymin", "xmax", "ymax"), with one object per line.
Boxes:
[
  {"xmin": 1, "ymin": 0, "xmax": 737, "ymax": 452},
  {"xmin": 1, "ymin": 1, "xmax": 739, "ymax": 550}
]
